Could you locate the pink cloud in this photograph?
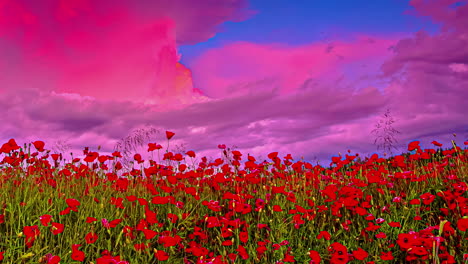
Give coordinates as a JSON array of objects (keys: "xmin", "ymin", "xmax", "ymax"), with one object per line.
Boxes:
[
  {"xmin": 0, "ymin": 0, "xmax": 253, "ymax": 105},
  {"xmin": 381, "ymin": 0, "xmax": 468, "ymax": 122},
  {"xmin": 404, "ymin": 0, "xmax": 468, "ymax": 32},
  {"xmin": 191, "ymin": 35, "xmax": 400, "ymax": 98}
]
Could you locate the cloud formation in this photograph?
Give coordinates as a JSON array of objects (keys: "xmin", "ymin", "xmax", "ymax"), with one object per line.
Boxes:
[{"xmin": 0, "ymin": 0, "xmax": 253, "ymax": 105}]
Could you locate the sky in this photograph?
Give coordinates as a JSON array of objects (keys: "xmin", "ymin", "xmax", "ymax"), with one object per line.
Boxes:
[{"xmin": 1, "ymin": 0, "xmax": 467, "ymax": 171}]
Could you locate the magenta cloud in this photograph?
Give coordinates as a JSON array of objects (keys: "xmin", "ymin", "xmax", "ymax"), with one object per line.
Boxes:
[{"xmin": 0, "ymin": 0, "xmax": 253, "ymax": 103}]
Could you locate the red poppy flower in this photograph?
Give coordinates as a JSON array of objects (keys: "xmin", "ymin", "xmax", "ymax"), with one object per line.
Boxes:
[
  {"xmin": 159, "ymin": 235, "xmax": 182, "ymax": 247},
  {"xmin": 155, "ymin": 249, "xmax": 169, "ymax": 261},
  {"xmin": 134, "ymin": 154, "xmax": 143, "ymax": 163},
  {"xmin": 84, "ymin": 152, "xmax": 99, "ymax": 162},
  {"xmin": 309, "ymin": 250, "xmax": 321, "ymax": 263},
  {"xmin": 397, "ymin": 233, "xmax": 416, "ymax": 250},
  {"xmin": 71, "ymin": 244, "xmax": 85, "ymax": 262},
  {"xmin": 316, "ymin": 231, "xmax": 331, "ymax": 240},
  {"xmin": 109, "ymin": 218, "xmax": 122, "ymax": 228},
  {"xmin": 218, "ymin": 144, "xmax": 226, "ymax": 149},
  {"xmin": 111, "ymin": 151, "xmax": 122, "ymax": 158},
  {"xmin": 85, "ymin": 232, "xmax": 98, "ymax": 244},
  {"xmin": 408, "ymin": 141, "xmax": 420, "ymax": 151},
  {"xmin": 380, "ymin": 251, "xmax": 394, "ymax": 260},
  {"xmin": 457, "ymin": 217, "xmax": 468, "ymax": 232},
  {"xmin": 222, "ymin": 240, "xmax": 233, "ymax": 246},
  {"xmin": 47, "ymin": 255, "xmax": 60, "ymax": 264},
  {"xmin": 40, "ymin": 214, "xmax": 53, "ymax": 227},
  {"xmin": 1, "ymin": 138, "xmax": 19, "ymax": 153},
  {"xmin": 442, "ymin": 221, "xmax": 455, "ymax": 237},
  {"xmin": 165, "ymin": 131, "xmax": 175, "ymax": 140},
  {"xmin": 184, "ymin": 150, "xmax": 195, "ymax": 158},
  {"xmin": 142, "ymin": 229, "xmax": 158, "ymax": 240},
  {"xmin": 352, "ymin": 247, "xmax": 368, "ymax": 260},
  {"xmin": 375, "ymin": 232, "xmax": 387, "ymax": 239},
  {"xmin": 66, "ymin": 198, "xmax": 81, "ymax": 208},
  {"xmin": 23, "ymin": 225, "xmax": 40, "ymax": 248},
  {"xmin": 86, "ymin": 217, "xmax": 98, "ymax": 223},
  {"xmin": 237, "ymin": 245, "xmax": 249, "ymax": 260},
  {"xmin": 96, "ymin": 253, "xmax": 128, "ymax": 264},
  {"xmin": 420, "ymin": 192, "xmax": 436, "ymax": 205},
  {"xmin": 410, "ymin": 246, "xmax": 429, "ymax": 256},
  {"xmin": 32, "ymin": 140, "xmax": 45, "ymax": 152},
  {"xmin": 328, "ymin": 242, "xmax": 348, "ymax": 263},
  {"xmin": 273, "ymin": 205, "xmax": 283, "ymax": 212},
  {"xmin": 388, "ymin": 221, "xmax": 401, "ymax": 228},
  {"xmin": 148, "ymin": 143, "xmax": 163, "ymax": 152},
  {"xmin": 50, "ymin": 222, "xmax": 64, "ymax": 235},
  {"xmin": 59, "ymin": 207, "xmax": 71, "ymax": 215},
  {"xmin": 167, "ymin": 213, "xmax": 178, "ymax": 224},
  {"xmin": 134, "ymin": 243, "xmax": 149, "ymax": 252}
]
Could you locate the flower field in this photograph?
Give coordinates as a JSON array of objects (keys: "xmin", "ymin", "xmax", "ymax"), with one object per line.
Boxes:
[{"xmin": 0, "ymin": 132, "xmax": 467, "ymax": 263}]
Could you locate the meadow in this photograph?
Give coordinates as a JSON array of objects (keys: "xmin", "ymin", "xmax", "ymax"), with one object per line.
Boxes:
[{"xmin": 0, "ymin": 132, "xmax": 467, "ymax": 263}]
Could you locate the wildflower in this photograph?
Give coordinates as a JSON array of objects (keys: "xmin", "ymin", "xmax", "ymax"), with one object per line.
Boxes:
[
  {"xmin": 388, "ymin": 221, "xmax": 401, "ymax": 227},
  {"xmin": 142, "ymin": 229, "xmax": 158, "ymax": 240},
  {"xmin": 457, "ymin": 217, "xmax": 468, "ymax": 232},
  {"xmin": 66, "ymin": 198, "xmax": 81, "ymax": 210},
  {"xmin": 40, "ymin": 214, "xmax": 53, "ymax": 227},
  {"xmin": 273, "ymin": 205, "xmax": 283, "ymax": 212},
  {"xmin": 328, "ymin": 242, "xmax": 348, "ymax": 263},
  {"xmin": 239, "ymin": 231, "xmax": 249, "ymax": 243},
  {"xmin": 316, "ymin": 231, "xmax": 331, "ymax": 240},
  {"xmin": 408, "ymin": 141, "xmax": 420, "ymax": 151},
  {"xmin": 352, "ymin": 247, "xmax": 368, "ymax": 260},
  {"xmin": 42, "ymin": 254, "xmax": 60, "ymax": 264},
  {"xmin": 71, "ymin": 244, "xmax": 85, "ymax": 262},
  {"xmin": 32, "ymin": 140, "xmax": 45, "ymax": 152},
  {"xmin": 85, "ymin": 232, "xmax": 98, "ymax": 244},
  {"xmin": 86, "ymin": 217, "xmax": 98, "ymax": 223},
  {"xmin": 420, "ymin": 192, "xmax": 435, "ymax": 205},
  {"xmin": 158, "ymin": 235, "xmax": 181, "ymax": 247},
  {"xmin": 237, "ymin": 245, "xmax": 249, "ymax": 260},
  {"xmin": 222, "ymin": 240, "xmax": 233, "ymax": 246},
  {"xmin": 308, "ymin": 250, "xmax": 321, "ymax": 263},
  {"xmin": 101, "ymin": 218, "xmax": 110, "ymax": 229},
  {"xmin": 397, "ymin": 233, "xmax": 416, "ymax": 250},
  {"xmin": 380, "ymin": 251, "xmax": 394, "ymax": 260},
  {"xmin": 96, "ymin": 251, "xmax": 129, "ymax": 264},
  {"xmin": 50, "ymin": 222, "xmax": 64, "ymax": 235},
  {"xmin": 166, "ymin": 131, "xmax": 175, "ymax": 140},
  {"xmin": 376, "ymin": 218, "xmax": 385, "ymax": 224},
  {"xmin": 375, "ymin": 232, "xmax": 387, "ymax": 239},
  {"xmin": 134, "ymin": 243, "xmax": 149, "ymax": 252},
  {"xmin": 23, "ymin": 225, "xmax": 40, "ymax": 248},
  {"xmin": 154, "ymin": 249, "xmax": 169, "ymax": 261}
]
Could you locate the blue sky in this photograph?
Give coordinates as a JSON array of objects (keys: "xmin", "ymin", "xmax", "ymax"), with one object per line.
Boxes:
[{"xmin": 179, "ymin": 0, "xmax": 440, "ymax": 67}]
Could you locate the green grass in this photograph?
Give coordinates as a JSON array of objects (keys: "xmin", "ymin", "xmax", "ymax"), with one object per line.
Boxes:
[{"xmin": 0, "ymin": 137, "xmax": 467, "ymax": 263}]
